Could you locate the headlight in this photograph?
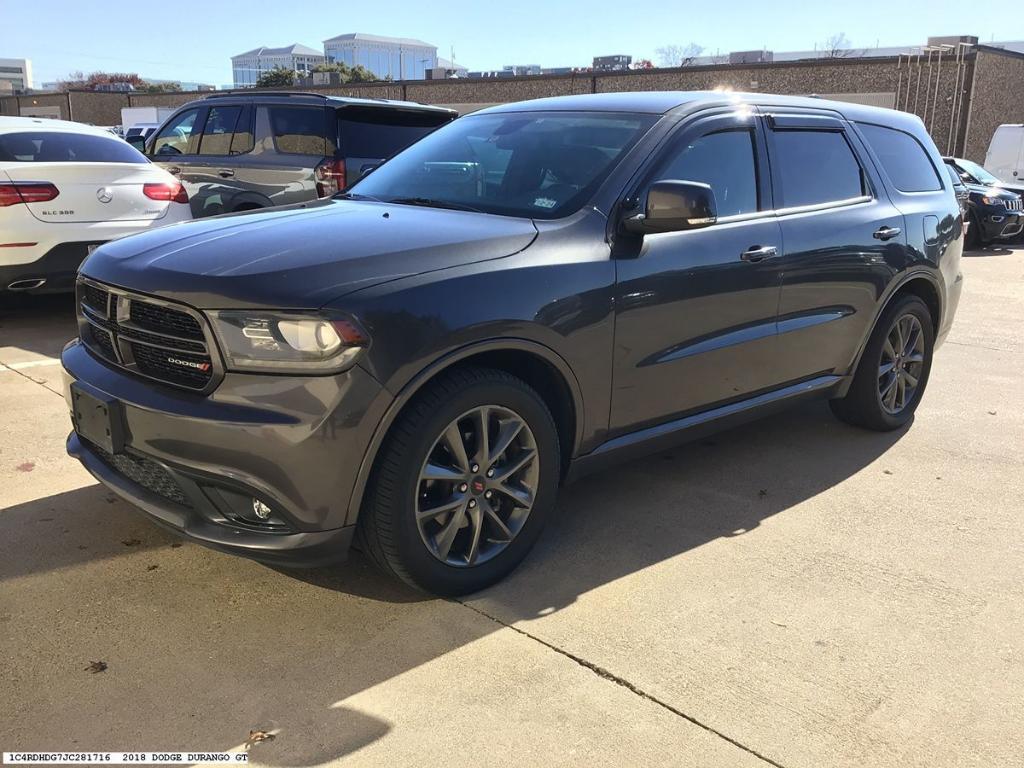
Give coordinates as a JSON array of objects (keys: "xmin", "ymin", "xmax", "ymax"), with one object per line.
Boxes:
[
  {"xmin": 980, "ymin": 195, "xmax": 1006, "ymax": 206},
  {"xmin": 208, "ymin": 311, "xmax": 369, "ymax": 373}
]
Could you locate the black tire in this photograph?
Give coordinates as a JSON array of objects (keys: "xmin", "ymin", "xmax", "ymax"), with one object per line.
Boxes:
[
  {"xmin": 830, "ymin": 295, "xmax": 935, "ymax": 431},
  {"xmin": 966, "ymin": 212, "xmax": 989, "ymax": 249},
  {"xmin": 356, "ymin": 366, "xmax": 561, "ymax": 596}
]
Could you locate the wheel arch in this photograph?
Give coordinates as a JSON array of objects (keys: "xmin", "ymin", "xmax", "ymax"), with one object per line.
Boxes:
[
  {"xmin": 842, "ymin": 270, "xmax": 942, "ymax": 393},
  {"xmin": 345, "ymin": 338, "xmax": 585, "ymax": 525}
]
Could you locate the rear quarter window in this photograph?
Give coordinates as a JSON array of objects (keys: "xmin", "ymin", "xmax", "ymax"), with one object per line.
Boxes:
[
  {"xmin": 0, "ymin": 131, "xmax": 147, "ymax": 163},
  {"xmin": 858, "ymin": 122, "xmax": 943, "ymax": 193},
  {"xmin": 267, "ymin": 106, "xmax": 326, "ymax": 155},
  {"xmin": 337, "ymin": 107, "xmax": 452, "ymax": 159}
]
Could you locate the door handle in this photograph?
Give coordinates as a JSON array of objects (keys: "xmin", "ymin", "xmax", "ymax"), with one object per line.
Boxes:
[
  {"xmin": 167, "ymin": 166, "xmax": 181, "ymax": 175},
  {"xmin": 740, "ymin": 245, "xmax": 778, "ymax": 262},
  {"xmin": 218, "ymin": 169, "xmax": 235, "ymax": 178},
  {"xmin": 873, "ymin": 226, "xmax": 902, "ymax": 241}
]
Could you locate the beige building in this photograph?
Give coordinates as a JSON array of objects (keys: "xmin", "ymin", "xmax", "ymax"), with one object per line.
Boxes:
[{"xmin": 0, "ymin": 58, "xmax": 32, "ymax": 93}]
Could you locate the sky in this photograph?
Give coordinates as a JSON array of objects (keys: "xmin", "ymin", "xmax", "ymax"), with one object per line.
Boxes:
[{"xmin": 2, "ymin": 0, "xmax": 1023, "ymax": 87}]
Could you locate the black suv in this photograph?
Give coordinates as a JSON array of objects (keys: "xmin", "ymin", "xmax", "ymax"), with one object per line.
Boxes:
[
  {"xmin": 942, "ymin": 156, "xmax": 1024, "ymax": 247},
  {"xmin": 132, "ymin": 92, "xmax": 456, "ymax": 218},
  {"xmin": 63, "ymin": 92, "xmax": 963, "ymax": 595}
]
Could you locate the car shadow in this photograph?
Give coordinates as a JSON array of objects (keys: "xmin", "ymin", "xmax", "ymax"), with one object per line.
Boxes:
[
  {"xmin": 963, "ymin": 245, "xmax": 1015, "ymax": 257},
  {"xmin": 0, "ymin": 292, "xmax": 78, "ymax": 360},
  {"xmin": 2, "ymin": 400, "xmax": 906, "ymax": 762}
]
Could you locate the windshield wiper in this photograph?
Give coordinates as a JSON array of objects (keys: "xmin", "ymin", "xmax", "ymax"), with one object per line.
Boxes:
[
  {"xmin": 385, "ymin": 197, "xmax": 484, "ymax": 214},
  {"xmin": 336, "ymin": 191, "xmax": 383, "ymax": 202}
]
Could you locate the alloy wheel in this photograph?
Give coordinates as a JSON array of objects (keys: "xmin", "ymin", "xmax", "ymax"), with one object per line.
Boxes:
[
  {"xmin": 878, "ymin": 313, "xmax": 926, "ymax": 415},
  {"xmin": 415, "ymin": 405, "xmax": 539, "ymax": 567}
]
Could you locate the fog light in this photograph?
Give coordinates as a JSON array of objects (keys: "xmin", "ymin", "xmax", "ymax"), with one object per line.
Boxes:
[{"xmin": 252, "ymin": 499, "xmax": 273, "ymax": 520}]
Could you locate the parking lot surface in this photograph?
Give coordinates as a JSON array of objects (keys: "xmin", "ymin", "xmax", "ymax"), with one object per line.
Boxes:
[{"xmin": 1, "ymin": 246, "xmax": 1022, "ymax": 767}]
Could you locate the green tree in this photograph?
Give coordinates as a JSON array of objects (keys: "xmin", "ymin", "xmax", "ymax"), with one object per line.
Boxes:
[
  {"xmin": 256, "ymin": 67, "xmax": 296, "ymax": 88},
  {"xmin": 310, "ymin": 61, "xmax": 379, "ymax": 84}
]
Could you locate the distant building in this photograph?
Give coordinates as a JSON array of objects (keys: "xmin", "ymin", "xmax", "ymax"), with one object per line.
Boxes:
[
  {"xmin": 323, "ymin": 33, "xmax": 437, "ymax": 80},
  {"xmin": 503, "ymin": 64, "xmax": 542, "ymax": 76},
  {"xmin": 593, "ymin": 55, "xmax": 631, "ymax": 72},
  {"xmin": 0, "ymin": 58, "xmax": 32, "ymax": 93},
  {"xmin": 231, "ymin": 44, "xmax": 325, "ymax": 88}
]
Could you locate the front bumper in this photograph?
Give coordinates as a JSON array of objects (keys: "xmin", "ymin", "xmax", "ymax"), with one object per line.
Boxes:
[
  {"xmin": 61, "ymin": 339, "xmax": 391, "ymax": 566},
  {"xmin": 978, "ymin": 210, "xmax": 1022, "ymax": 240}
]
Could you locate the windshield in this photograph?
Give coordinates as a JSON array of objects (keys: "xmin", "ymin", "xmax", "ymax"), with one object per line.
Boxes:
[
  {"xmin": 348, "ymin": 111, "xmax": 657, "ymax": 219},
  {"xmin": 956, "ymin": 158, "xmax": 1001, "ymax": 186},
  {"xmin": 0, "ymin": 131, "xmax": 147, "ymax": 164}
]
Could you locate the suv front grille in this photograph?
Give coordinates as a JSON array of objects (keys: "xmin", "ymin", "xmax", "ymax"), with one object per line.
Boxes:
[
  {"xmin": 87, "ymin": 439, "xmax": 192, "ymax": 509},
  {"xmin": 76, "ymin": 278, "xmax": 219, "ymax": 392},
  {"xmin": 1005, "ymin": 198, "xmax": 1024, "ymax": 212}
]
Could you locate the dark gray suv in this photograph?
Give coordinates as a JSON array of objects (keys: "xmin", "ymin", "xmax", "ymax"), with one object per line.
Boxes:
[
  {"xmin": 138, "ymin": 92, "xmax": 456, "ymax": 218},
  {"xmin": 63, "ymin": 92, "xmax": 963, "ymax": 595}
]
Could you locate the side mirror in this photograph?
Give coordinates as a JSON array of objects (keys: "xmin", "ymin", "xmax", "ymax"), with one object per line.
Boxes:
[
  {"xmin": 624, "ymin": 180, "xmax": 718, "ymax": 235},
  {"xmin": 125, "ymin": 135, "xmax": 147, "ymax": 153}
]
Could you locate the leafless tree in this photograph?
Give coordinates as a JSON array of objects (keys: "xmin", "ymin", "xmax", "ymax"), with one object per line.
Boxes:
[
  {"xmin": 655, "ymin": 43, "xmax": 705, "ymax": 68},
  {"xmin": 821, "ymin": 33, "xmax": 860, "ymax": 58}
]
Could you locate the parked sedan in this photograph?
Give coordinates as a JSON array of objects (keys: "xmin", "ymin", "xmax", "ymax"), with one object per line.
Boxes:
[
  {"xmin": 1, "ymin": 117, "xmax": 192, "ymax": 294},
  {"xmin": 943, "ymin": 156, "xmax": 1023, "ymax": 248}
]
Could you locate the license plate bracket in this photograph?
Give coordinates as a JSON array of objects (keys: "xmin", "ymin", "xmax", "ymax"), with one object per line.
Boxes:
[{"xmin": 71, "ymin": 383, "xmax": 125, "ymax": 454}]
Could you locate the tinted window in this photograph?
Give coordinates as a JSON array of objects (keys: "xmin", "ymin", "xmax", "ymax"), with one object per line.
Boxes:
[
  {"xmin": 338, "ymin": 108, "xmax": 451, "ymax": 159},
  {"xmin": 350, "ymin": 111, "xmax": 656, "ymax": 219},
  {"xmin": 0, "ymin": 131, "xmax": 146, "ymax": 163},
  {"xmin": 152, "ymin": 108, "xmax": 201, "ymax": 156},
  {"xmin": 773, "ymin": 129, "xmax": 865, "ymax": 207},
  {"xmin": 951, "ymin": 157, "xmax": 1001, "ymax": 186},
  {"xmin": 653, "ymin": 128, "xmax": 759, "ymax": 217},
  {"xmin": 199, "ymin": 106, "xmax": 242, "ymax": 156},
  {"xmin": 230, "ymin": 107, "xmax": 255, "ymax": 155},
  {"xmin": 267, "ymin": 106, "xmax": 325, "ymax": 155},
  {"xmin": 858, "ymin": 123, "xmax": 942, "ymax": 192}
]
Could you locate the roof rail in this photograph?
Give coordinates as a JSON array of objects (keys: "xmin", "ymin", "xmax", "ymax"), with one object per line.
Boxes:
[{"xmin": 202, "ymin": 91, "xmax": 329, "ymax": 100}]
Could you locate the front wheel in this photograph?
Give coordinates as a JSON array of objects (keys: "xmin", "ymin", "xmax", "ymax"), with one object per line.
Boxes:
[
  {"xmin": 830, "ymin": 295, "xmax": 934, "ymax": 431},
  {"xmin": 357, "ymin": 367, "xmax": 561, "ymax": 595}
]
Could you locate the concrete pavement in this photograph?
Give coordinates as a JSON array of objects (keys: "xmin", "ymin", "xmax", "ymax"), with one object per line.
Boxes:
[{"xmin": 1, "ymin": 247, "xmax": 1022, "ymax": 767}]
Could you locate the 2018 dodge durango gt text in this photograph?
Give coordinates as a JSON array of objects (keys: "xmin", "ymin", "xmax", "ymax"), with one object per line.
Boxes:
[{"xmin": 62, "ymin": 92, "xmax": 963, "ymax": 595}]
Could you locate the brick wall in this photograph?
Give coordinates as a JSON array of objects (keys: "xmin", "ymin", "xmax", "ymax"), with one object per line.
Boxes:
[
  {"xmin": 1, "ymin": 49, "xmax": 1020, "ymax": 162},
  {"xmin": 964, "ymin": 48, "xmax": 1024, "ymax": 163}
]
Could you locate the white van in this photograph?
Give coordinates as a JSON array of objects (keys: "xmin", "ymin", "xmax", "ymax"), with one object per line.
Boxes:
[{"xmin": 985, "ymin": 124, "xmax": 1024, "ymax": 183}]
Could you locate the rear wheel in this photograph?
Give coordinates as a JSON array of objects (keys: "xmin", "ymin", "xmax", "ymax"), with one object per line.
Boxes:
[
  {"xmin": 357, "ymin": 367, "xmax": 560, "ymax": 595},
  {"xmin": 830, "ymin": 295, "xmax": 934, "ymax": 431}
]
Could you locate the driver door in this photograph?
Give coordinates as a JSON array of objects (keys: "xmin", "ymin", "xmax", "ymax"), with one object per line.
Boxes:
[
  {"xmin": 148, "ymin": 106, "xmax": 207, "ymax": 214},
  {"xmin": 609, "ymin": 111, "xmax": 785, "ymax": 436}
]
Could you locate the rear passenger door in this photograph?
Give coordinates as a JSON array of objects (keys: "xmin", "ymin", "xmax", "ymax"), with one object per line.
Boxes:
[{"xmin": 766, "ymin": 113, "xmax": 907, "ymax": 385}]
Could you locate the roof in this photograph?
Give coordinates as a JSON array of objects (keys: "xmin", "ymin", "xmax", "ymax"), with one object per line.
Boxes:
[
  {"xmin": 197, "ymin": 91, "xmax": 456, "ymax": 114},
  {"xmin": 322, "ymin": 32, "xmax": 436, "ymax": 49},
  {"xmin": 0, "ymin": 116, "xmax": 120, "ymax": 137},
  {"xmin": 232, "ymin": 44, "xmax": 324, "ymax": 60},
  {"xmin": 475, "ymin": 90, "xmax": 924, "ymax": 127}
]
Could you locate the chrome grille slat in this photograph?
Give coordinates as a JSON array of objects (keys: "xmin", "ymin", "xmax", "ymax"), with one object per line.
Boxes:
[{"xmin": 76, "ymin": 277, "xmax": 220, "ymax": 392}]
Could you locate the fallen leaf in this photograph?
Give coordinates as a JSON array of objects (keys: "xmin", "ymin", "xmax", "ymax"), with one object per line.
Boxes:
[
  {"xmin": 146, "ymin": 565, "xmax": 159, "ymax": 572},
  {"xmin": 988, "ymin": 411, "xmax": 997, "ymax": 416},
  {"xmin": 883, "ymin": 470, "xmax": 893, "ymax": 475},
  {"xmin": 245, "ymin": 730, "xmax": 276, "ymax": 749},
  {"xmin": 121, "ymin": 538, "xmax": 142, "ymax": 547},
  {"xmin": 770, "ymin": 620, "xmax": 787, "ymax": 628},
  {"xmin": 85, "ymin": 660, "xmax": 107, "ymax": 673},
  {"xmin": 15, "ymin": 462, "xmax": 35, "ymax": 472},
  {"xmin": 170, "ymin": 542, "xmax": 183, "ymax": 549}
]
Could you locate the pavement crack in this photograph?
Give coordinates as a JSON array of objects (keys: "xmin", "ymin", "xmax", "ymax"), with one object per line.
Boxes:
[
  {"xmin": 0, "ymin": 362, "xmax": 63, "ymax": 397},
  {"xmin": 455, "ymin": 599, "xmax": 788, "ymax": 768}
]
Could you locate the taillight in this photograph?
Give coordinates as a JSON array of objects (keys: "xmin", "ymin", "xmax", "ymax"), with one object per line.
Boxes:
[
  {"xmin": 0, "ymin": 182, "xmax": 59, "ymax": 207},
  {"xmin": 143, "ymin": 182, "xmax": 189, "ymax": 204},
  {"xmin": 315, "ymin": 158, "xmax": 346, "ymax": 198}
]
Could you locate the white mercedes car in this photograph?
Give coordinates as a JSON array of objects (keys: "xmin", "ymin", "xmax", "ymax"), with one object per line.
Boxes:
[{"xmin": 1, "ymin": 117, "xmax": 192, "ymax": 294}]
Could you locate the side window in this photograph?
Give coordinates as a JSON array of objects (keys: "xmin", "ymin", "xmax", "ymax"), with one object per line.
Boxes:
[
  {"xmin": 267, "ymin": 106, "xmax": 326, "ymax": 155},
  {"xmin": 858, "ymin": 123, "xmax": 942, "ymax": 192},
  {"xmin": 772, "ymin": 129, "xmax": 866, "ymax": 207},
  {"xmin": 198, "ymin": 106, "xmax": 242, "ymax": 156},
  {"xmin": 651, "ymin": 128, "xmax": 759, "ymax": 217},
  {"xmin": 152, "ymin": 109, "xmax": 201, "ymax": 157},
  {"xmin": 230, "ymin": 106, "xmax": 255, "ymax": 155}
]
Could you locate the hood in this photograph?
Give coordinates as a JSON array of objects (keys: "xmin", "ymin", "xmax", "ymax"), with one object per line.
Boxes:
[
  {"xmin": 80, "ymin": 199, "xmax": 538, "ymax": 309},
  {"xmin": 966, "ymin": 183, "xmax": 1021, "ymax": 200}
]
